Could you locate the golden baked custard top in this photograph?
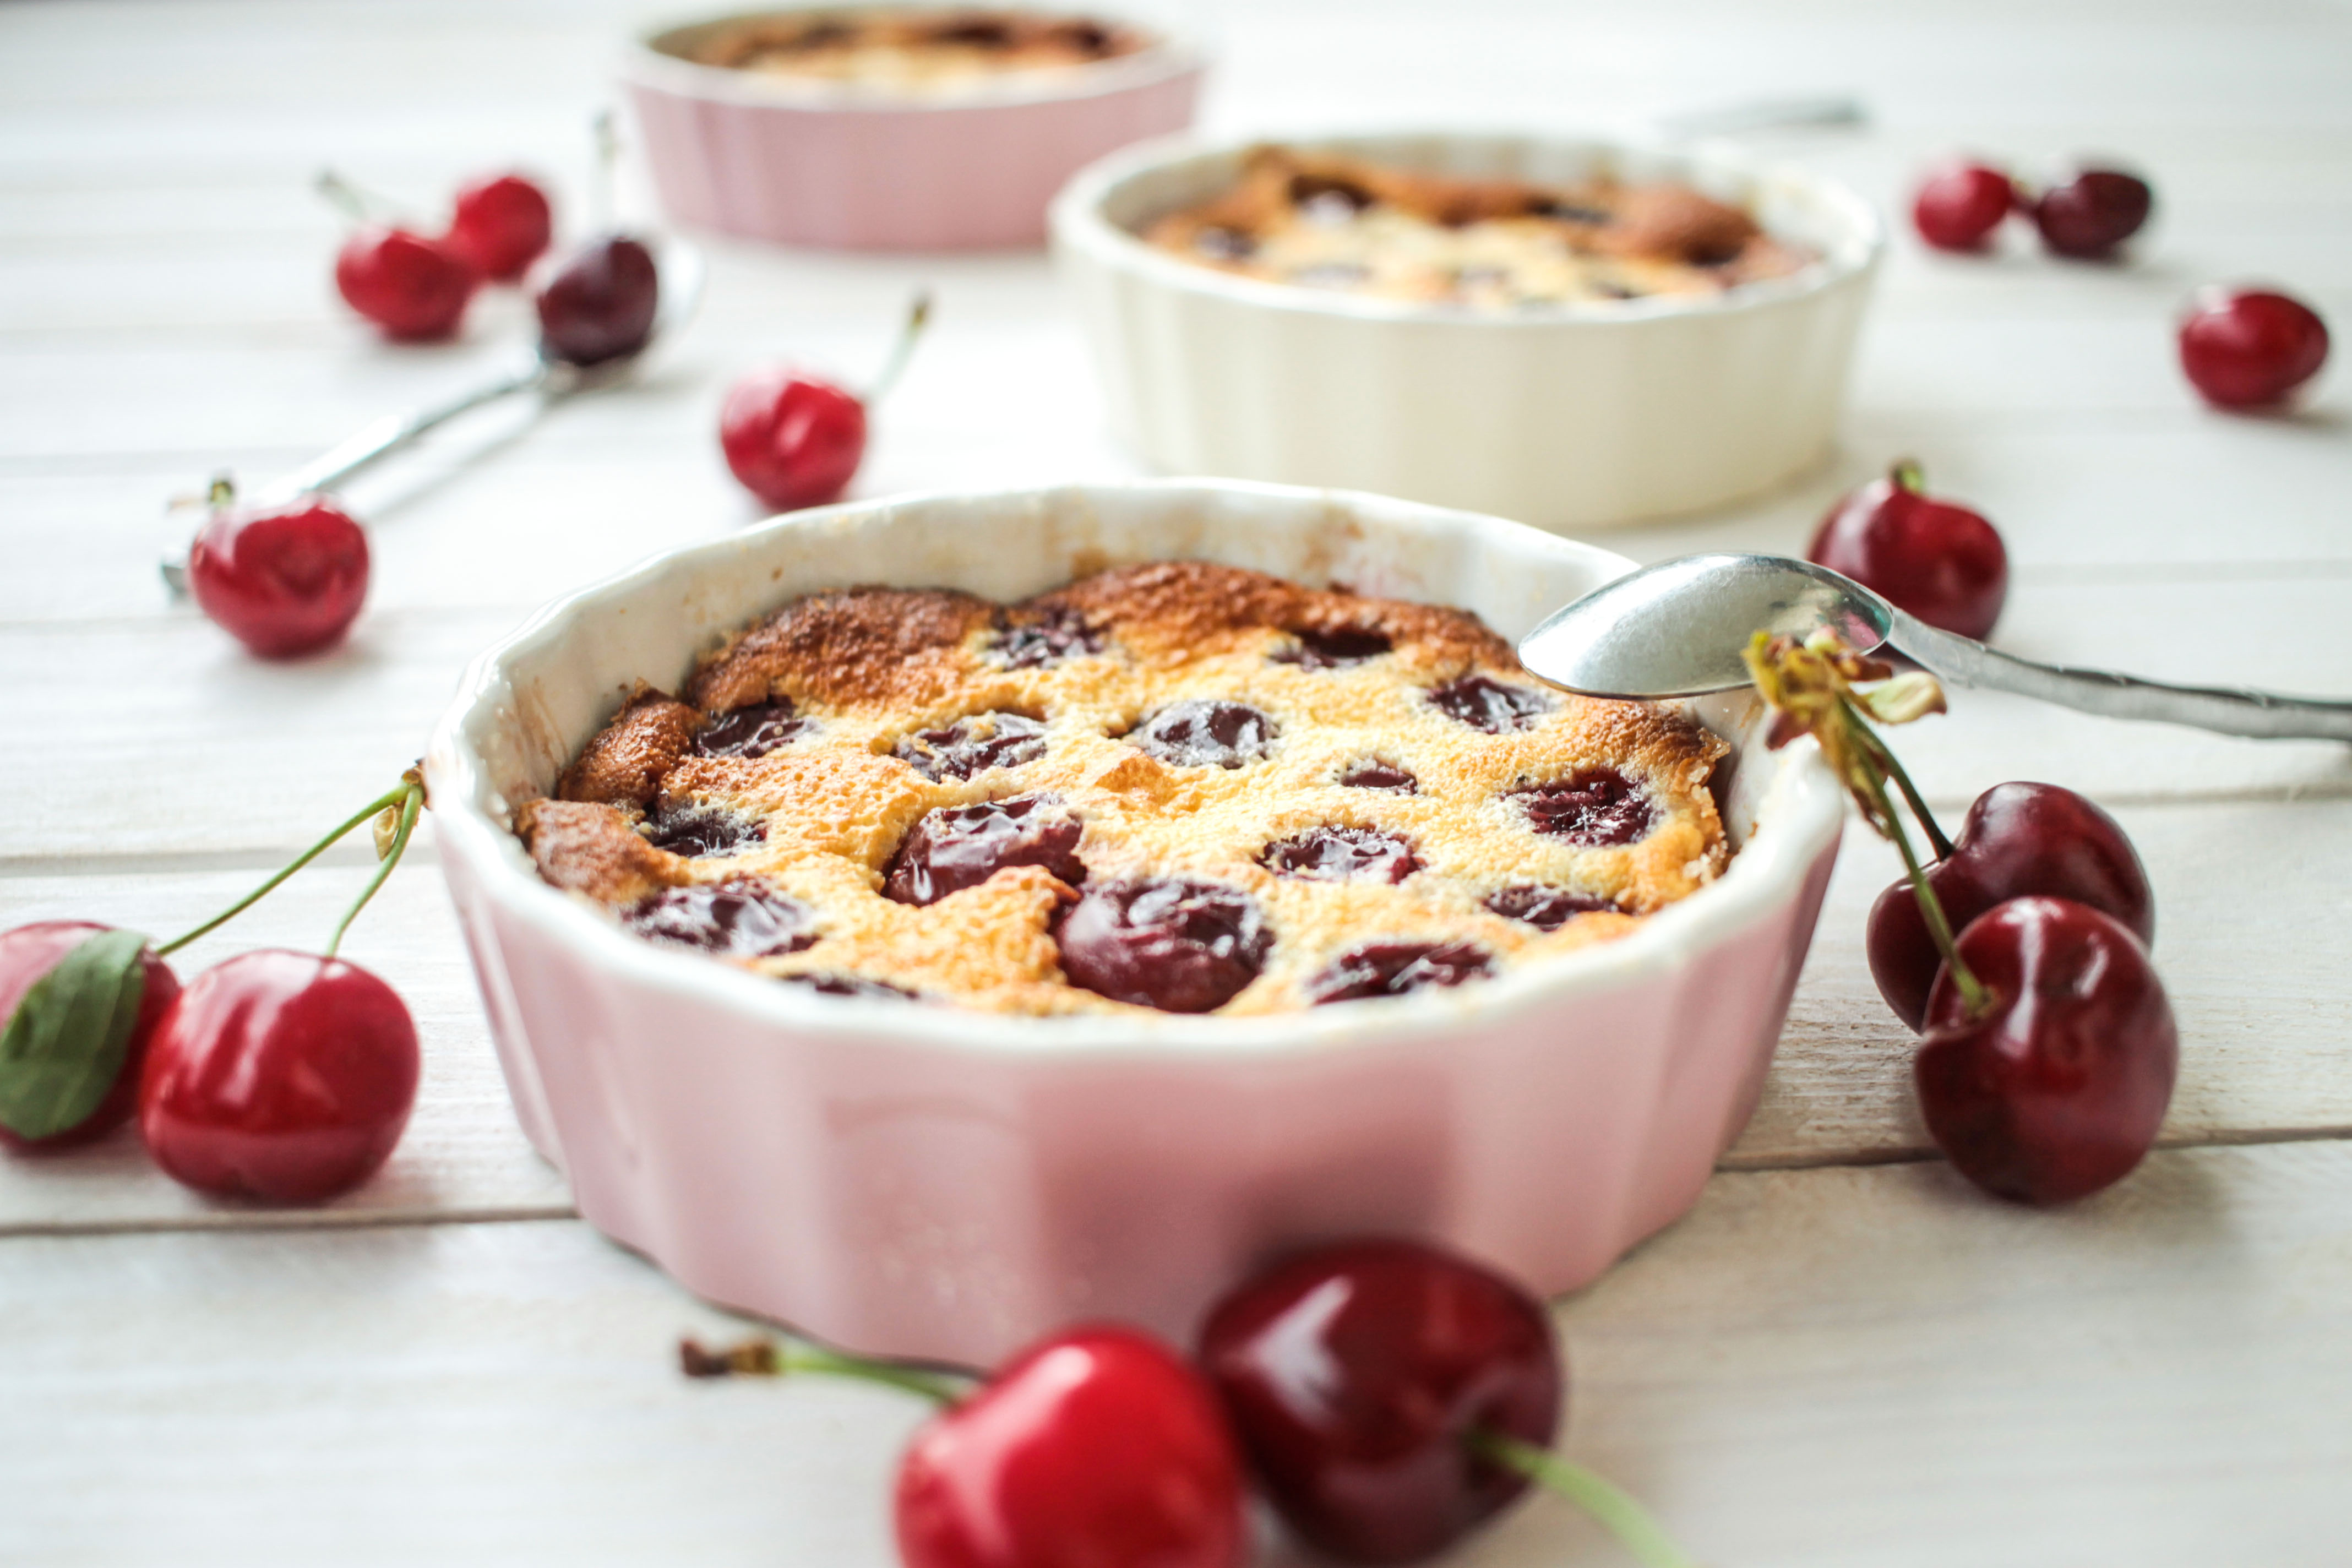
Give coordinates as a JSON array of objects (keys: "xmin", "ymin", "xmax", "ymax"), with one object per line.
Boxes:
[
  {"xmin": 677, "ymin": 9, "xmax": 1150, "ymax": 88},
  {"xmin": 518, "ymin": 562, "xmax": 1730, "ymax": 1017},
  {"xmin": 1143, "ymin": 146, "xmax": 1814, "ymax": 309}
]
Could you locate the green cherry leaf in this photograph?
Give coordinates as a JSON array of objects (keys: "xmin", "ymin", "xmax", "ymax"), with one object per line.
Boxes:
[{"xmin": 0, "ymin": 928, "xmax": 151, "ymax": 1140}]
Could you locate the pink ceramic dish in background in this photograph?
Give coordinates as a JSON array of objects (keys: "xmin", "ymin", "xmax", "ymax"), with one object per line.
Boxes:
[
  {"xmin": 423, "ymin": 481, "xmax": 1844, "ymax": 1366},
  {"xmin": 622, "ymin": 6, "xmax": 1205, "ymax": 251}
]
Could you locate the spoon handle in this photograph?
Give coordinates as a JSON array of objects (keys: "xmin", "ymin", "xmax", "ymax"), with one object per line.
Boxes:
[
  {"xmin": 1888, "ymin": 609, "xmax": 2352, "ymax": 742},
  {"xmin": 254, "ymin": 356, "xmax": 549, "ymax": 506}
]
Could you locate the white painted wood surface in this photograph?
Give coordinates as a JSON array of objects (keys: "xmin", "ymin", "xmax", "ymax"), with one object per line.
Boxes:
[{"xmin": 4, "ymin": 1, "xmax": 2349, "ymax": 1563}]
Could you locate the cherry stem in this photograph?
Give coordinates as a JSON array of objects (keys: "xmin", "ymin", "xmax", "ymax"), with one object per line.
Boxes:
[
  {"xmin": 1468, "ymin": 1429, "xmax": 1698, "ymax": 1568},
  {"xmin": 155, "ymin": 778, "xmax": 415, "ymax": 957},
  {"xmin": 864, "ymin": 291, "xmax": 934, "ymax": 407},
  {"xmin": 1854, "ymin": 722, "xmax": 1953, "ymax": 859},
  {"xmin": 591, "ymin": 108, "xmax": 619, "ymax": 233},
  {"xmin": 1836, "ymin": 696, "xmax": 1988, "ymax": 1015},
  {"xmin": 315, "ymin": 169, "xmax": 405, "ymax": 227},
  {"xmin": 325, "ymin": 774, "xmax": 424, "ymax": 959},
  {"xmin": 1892, "ymin": 457, "xmax": 1926, "ymax": 494},
  {"xmin": 678, "ymin": 1335, "xmax": 970, "ymax": 1407}
]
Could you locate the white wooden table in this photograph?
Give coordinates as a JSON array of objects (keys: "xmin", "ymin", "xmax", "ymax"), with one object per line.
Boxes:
[{"xmin": 6, "ymin": 2, "xmax": 2350, "ymax": 1563}]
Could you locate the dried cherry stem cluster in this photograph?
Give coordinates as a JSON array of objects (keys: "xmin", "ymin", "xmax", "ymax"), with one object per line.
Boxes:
[
  {"xmin": 156, "ymin": 767, "xmax": 427, "ymax": 960},
  {"xmin": 1743, "ymin": 630, "xmax": 1988, "ymax": 1017}
]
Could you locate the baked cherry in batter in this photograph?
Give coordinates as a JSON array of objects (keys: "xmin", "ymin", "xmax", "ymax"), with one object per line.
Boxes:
[
  {"xmin": 988, "ymin": 606, "xmax": 1102, "ymax": 668},
  {"xmin": 624, "ymin": 879, "xmax": 816, "ymax": 959},
  {"xmin": 1866, "ymin": 781, "xmax": 2153, "ymax": 1030},
  {"xmin": 1055, "ymin": 877, "xmax": 1270, "ymax": 1012},
  {"xmin": 643, "ymin": 801, "xmax": 765, "ymax": 858},
  {"xmin": 695, "ymin": 699, "xmax": 815, "ymax": 759},
  {"xmin": 1338, "ymin": 760, "xmax": 1417, "ymax": 792},
  {"xmin": 1918, "ymin": 896, "xmax": 2177, "ymax": 1204},
  {"xmin": 1260, "ymin": 826, "xmax": 1420, "ymax": 884},
  {"xmin": 884, "ymin": 794, "xmax": 1085, "ymax": 906},
  {"xmin": 1427, "ymin": 676, "xmax": 1552, "ymax": 733},
  {"xmin": 1483, "ymin": 885, "xmax": 1616, "ymax": 930},
  {"xmin": 895, "ymin": 712, "xmax": 1047, "ymax": 781},
  {"xmin": 1510, "ymin": 768, "xmax": 1654, "ymax": 846},
  {"xmin": 1308, "ymin": 941, "xmax": 1493, "ymax": 1004},
  {"xmin": 1124, "ymin": 700, "xmax": 1277, "ymax": 769},
  {"xmin": 1273, "ymin": 627, "xmax": 1392, "ymax": 668}
]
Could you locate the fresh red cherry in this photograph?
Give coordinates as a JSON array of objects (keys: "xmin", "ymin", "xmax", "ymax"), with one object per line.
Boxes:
[
  {"xmin": 333, "ymin": 224, "xmax": 477, "ymax": 341},
  {"xmin": 1868, "ymin": 781, "xmax": 2154, "ymax": 1031},
  {"xmin": 1808, "ymin": 460, "xmax": 2008, "ymax": 641},
  {"xmin": 1199, "ymin": 1237, "xmax": 1560, "ymax": 1564},
  {"xmin": 536, "ymin": 234, "xmax": 658, "ymax": 368},
  {"xmin": 1918, "ymin": 896, "xmax": 2177, "ymax": 1205},
  {"xmin": 2030, "ymin": 167, "xmax": 2153, "ymax": 259},
  {"xmin": 2177, "ymin": 286, "xmax": 2331, "ymax": 409},
  {"xmin": 720, "ymin": 368, "xmax": 868, "ymax": 512},
  {"xmin": 1911, "ymin": 161, "xmax": 2016, "ymax": 251},
  {"xmin": 139, "ymin": 949, "xmax": 420, "ymax": 1203},
  {"xmin": 894, "ymin": 1324, "xmax": 1248, "ymax": 1568},
  {"xmin": 186, "ymin": 487, "xmax": 370, "ymax": 658},
  {"xmin": 445, "ymin": 171, "xmax": 554, "ymax": 282},
  {"xmin": 0, "ymin": 923, "xmax": 180, "ymax": 1153}
]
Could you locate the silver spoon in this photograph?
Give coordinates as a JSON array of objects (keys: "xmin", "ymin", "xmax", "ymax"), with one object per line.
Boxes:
[
  {"xmin": 1517, "ymin": 552, "xmax": 2352, "ymax": 742},
  {"xmin": 162, "ymin": 236, "xmax": 706, "ymax": 594}
]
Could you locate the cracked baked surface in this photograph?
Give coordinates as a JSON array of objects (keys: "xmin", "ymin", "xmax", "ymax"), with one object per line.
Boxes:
[
  {"xmin": 516, "ymin": 561, "xmax": 1730, "ymax": 1016},
  {"xmin": 676, "ymin": 8, "xmax": 1151, "ymax": 89},
  {"xmin": 1142, "ymin": 146, "xmax": 1814, "ymax": 309}
]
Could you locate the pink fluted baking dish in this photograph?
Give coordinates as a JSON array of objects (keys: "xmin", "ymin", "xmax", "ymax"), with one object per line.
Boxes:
[
  {"xmin": 423, "ymin": 481, "xmax": 1843, "ymax": 1365},
  {"xmin": 622, "ymin": 7, "xmax": 1204, "ymax": 251}
]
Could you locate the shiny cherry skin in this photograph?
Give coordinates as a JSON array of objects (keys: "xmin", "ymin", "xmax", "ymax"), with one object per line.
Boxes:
[
  {"xmin": 536, "ymin": 233, "xmax": 658, "ymax": 367},
  {"xmin": 894, "ymin": 1324, "xmax": 1247, "ymax": 1568},
  {"xmin": 1918, "ymin": 897, "xmax": 2177, "ymax": 1205},
  {"xmin": 333, "ymin": 224, "xmax": 476, "ymax": 341},
  {"xmin": 0, "ymin": 922, "xmax": 180, "ymax": 1154},
  {"xmin": 720, "ymin": 367, "xmax": 868, "ymax": 512},
  {"xmin": 187, "ymin": 493, "xmax": 369, "ymax": 658},
  {"xmin": 1868, "ymin": 781, "xmax": 2154, "ymax": 1031},
  {"xmin": 139, "ymin": 950, "xmax": 420, "ymax": 1204},
  {"xmin": 445, "ymin": 172, "xmax": 553, "ymax": 282},
  {"xmin": 2030, "ymin": 167, "xmax": 2153, "ymax": 259},
  {"xmin": 1808, "ymin": 462, "xmax": 2008, "ymax": 641},
  {"xmin": 1199, "ymin": 1238, "xmax": 1560, "ymax": 1564},
  {"xmin": 2177, "ymin": 287, "xmax": 2331, "ymax": 409},
  {"xmin": 1912, "ymin": 161, "xmax": 2016, "ymax": 251}
]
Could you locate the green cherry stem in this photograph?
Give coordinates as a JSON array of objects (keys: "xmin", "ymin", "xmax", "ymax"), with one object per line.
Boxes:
[
  {"xmin": 1853, "ymin": 720, "xmax": 1954, "ymax": 860},
  {"xmin": 1468, "ymin": 1429, "xmax": 1698, "ymax": 1568},
  {"xmin": 678, "ymin": 1336, "xmax": 970, "ymax": 1406},
  {"xmin": 155, "ymin": 780, "xmax": 415, "ymax": 958},
  {"xmin": 1837, "ymin": 697, "xmax": 1989, "ymax": 1017},
  {"xmin": 325, "ymin": 778, "xmax": 422, "ymax": 959},
  {"xmin": 865, "ymin": 290, "xmax": 934, "ymax": 406}
]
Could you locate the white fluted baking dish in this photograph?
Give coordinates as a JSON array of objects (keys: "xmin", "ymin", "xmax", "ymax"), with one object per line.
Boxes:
[{"xmin": 1052, "ymin": 133, "xmax": 1883, "ymax": 530}]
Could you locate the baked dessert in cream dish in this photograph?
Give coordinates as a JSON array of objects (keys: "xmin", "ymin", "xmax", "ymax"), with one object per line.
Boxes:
[
  {"xmin": 517, "ymin": 562, "xmax": 1728, "ymax": 1016},
  {"xmin": 1145, "ymin": 145, "xmax": 1814, "ymax": 309},
  {"xmin": 678, "ymin": 8, "xmax": 1155, "ymax": 91}
]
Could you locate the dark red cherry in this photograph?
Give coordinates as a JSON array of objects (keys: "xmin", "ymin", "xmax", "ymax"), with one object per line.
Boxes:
[
  {"xmin": 695, "ymin": 699, "xmax": 815, "ymax": 759},
  {"xmin": 1260, "ymin": 826, "xmax": 1420, "ymax": 884},
  {"xmin": 1055, "ymin": 878, "xmax": 1270, "ymax": 1012},
  {"xmin": 989, "ymin": 606, "xmax": 1102, "ymax": 668},
  {"xmin": 187, "ymin": 492, "xmax": 370, "ymax": 659},
  {"xmin": 895, "ymin": 1325, "xmax": 1248, "ymax": 1568},
  {"xmin": 1338, "ymin": 760, "xmax": 1417, "ymax": 793},
  {"xmin": 2177, "ymin": 286, "xmax": 2331, "ymax": 409},
  {"xmin": 444, "ymin": 172, "xmax": 553, "ymax": 282},
  {"xmin": 1509, "ymin": 768, "xmax": 1653, "ymax": 846},
  {"xmin": 1272, "ymin": 627, "xmax": 1392, "ymax": 668},
  {"xmin": 1918, "ymin": 897, "xmax": 2177, "ymax": 1204},
  {"xmin": 139, "ymin": 950, "xmax": 419, "ymax": 1204},
  {"xmin": 719, "ymin": 368, "xmax": 867, "ymax": 512},
  {"xmin": 1198, "ymin": 1237, "xmax": 1560, "ymax": 1564},
  {"xmin": 1868, "ymin": 781, "xmax": 2153, "ymax": 1031},
  {"xmin": 2030, "ymin": 167, "xmax": 2153, "ymax": 259},
  {"xmin": 624, "ymin": 878, "xmax": 816, "ymax": 959},
  {"xmin": 0, "ymin": 923, "xmax": 181, "ymax": 1155},
  {"xmin": 895, "ymin": 712, "xmax": 1047, "ymax": 782},
  {"xmin": 781, "ymin": 972, "xmax": 916, "ymax": 1001},
  {"xmin": 1307, "ymin": 941, "xmax": 1493, "ymax": 1005},
  {"xmin": 536, "ymin": 233, "xmax": 658, "ymax": 367},
  {"xmin": 1124, "ymin": 700, "xmax": 1277, "ymax": 769},
  {"xmin": 1483, "ymin": 885, "xmax": 1617, "ymax": 930},
  {"xmin": 333, "ymin": 224, "xmax": 476, "ymax": 341},
  {"xmin": 1807, "ymin": 461, "xmax": 2008, "ymax": 641},
  {"xmin": 1911, "ymin": 161, "xmax": 2017, "ymax": 252},
  {"xmin": 643, "ymin": 800, "xmax": 765, "ymax": 859},
  {"xmin": 1427, "ymin": 676, "xmax": 1552, "ymax": 733},
  {"xmin": 884, "ymin": 794, "xmax": 1085, "ymax": 906}
]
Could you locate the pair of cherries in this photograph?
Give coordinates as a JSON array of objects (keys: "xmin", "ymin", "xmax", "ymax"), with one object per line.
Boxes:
[
  {"xmin": 695, "ymin": 1238, "xmax": 1685, "ymax": 1568},
  {"xmin": 1910, "ymin": 160, "xmax": 2152, "ymax": 259},
  {"xmin": 330, "ymin": 170, "xmax": 555, "ymax": 342},
  {"xmin": 0, "ymin": 778, "xmax": 427, "ymax": 1202}
]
